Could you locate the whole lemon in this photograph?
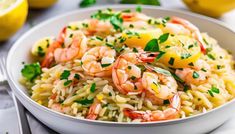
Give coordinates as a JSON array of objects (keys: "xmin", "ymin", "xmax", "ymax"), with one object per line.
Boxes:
[
  {"xmin": 0, "ymin": 0, "xmax": 28, "ymax": 41},
  {"xmin": 183, "ymin": 0, "xmax": 235, "ymax": 18}
]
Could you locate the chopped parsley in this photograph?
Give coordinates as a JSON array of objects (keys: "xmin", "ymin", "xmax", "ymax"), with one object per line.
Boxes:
[
  {"xmin": 201, "ymin": 68, "xmax": 207, "ymax": 72},
  {"xmin": 21, "ymin": 62, "xmax": 42, "ymax": 81},
  {"xmin": 144, "ymin": 39, "xmax": 159, "ymax": 52},
  {"xmin": 75, "ymin": 98, "xmax": 94, "ymax": 105},
  {"xmin": 122, "ymin": 9, "xmax": 131, "ymax": 13},
  {"xmin": 188, "ymin": 44, "xmax": 194, "ymax": 49},
  {"xmin": 37, "ymin": 46, "xmax": 45, "ymax": 57},
  {"xmin": 181, "ymin": 53, "xmax": 191, "ymax": 59},
  {"xmin": 108, "ymin": 92, "xmax": 112, "ymax": 96},
  {"xmin": 155, "ymin": 51, "xmax": 165, "ymax": 61},
  {"xmin": 60, "ymin": 70, "xmax": 70, "ymax": 80},
  {"xmin": 101, "ymin": 63, "xmax": 111, "ymax": 68},
  {"xmin": 129, "ymin": 24, "xmax": 134, "ymax": 28},
  {"xmin": 91, "ymin": 9, "xmax": 123, "ymax": 31},
  {"xmin": 136, "ymin": 5, "xmax": 142, "ymax": 12},
  {"xmin": 90, "ymin": 83, "xmax": 96, "ymax": 93},
  {"xmin": 188, "ymin": 62, "xmax": 194, "ymax": 66},
  {"xmin": 183, "ymin": 85, "xmax": 189, "ymax": 92},
  {"xmin": 217, "ymin": 65, "xmax": 224, "ymax": 69},
  {"xmin": 203, "ymin": 38, "xmax": 209, "ymax": 45},
  {"xmin": 132, "ymin": 47, "xmax": 138, "ymax": 53},
  {"xmin": 168, "ymin": 57, "xmax": 174, "ymax": 65},
  {"xmin": 164, "ymin": 16, "xmax": 170, "ymax": 21},
  {"xmin": 79, "ymin": 0, "xmax": 96, "ymax": 8},
  {"xmin": 207, "ymin": 53, "xmax": 215, "ymax": 60},
  {"xmin": 128, "ymin": 66, "xmax": 132, "ymax": 70},
  {"xmin": 110, "ymin": 15, "xmax": 123, "ymax": 31},
  {"xmin": 64, "ymin": 80, "xmax": 72, "ymax": 86},
  {"xmin": 208, "ymin": 86, "xmax": 220, "ymax": 97},
  {"xmin": 172, "ymin": 73, "xmax": 184, "ymax": 83},
  {"xmin": 74, "ymin": 74, "xmax": 80, "ymax": 80},
  {"xmin": 163, "ymin": 100, "xmax": 170, "ymax": 104},
  {"xmin": 96, "ymin": 36, "xmax": 103, "ymax": 41},
  {"xmin": 192, "ymin": 71, "xmax": 199, "ymax": 79},
  {"xmin": 130, "ymin": 76, "xmax": 136, "ymax": 80},
  {"xmin": 158, "ymin": 33, "xmax": 169, "ymax": 43}
]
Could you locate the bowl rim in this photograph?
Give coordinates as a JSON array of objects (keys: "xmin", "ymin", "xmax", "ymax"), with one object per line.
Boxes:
[{"xmin": 6, "ymin": 4, "xmax": 235, "ymax": 126}]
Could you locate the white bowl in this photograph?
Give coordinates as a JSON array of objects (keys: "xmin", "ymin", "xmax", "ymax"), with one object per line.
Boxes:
[{"xmin": 6, "ymin": 5, "xmax": 235, "ymax": 134}]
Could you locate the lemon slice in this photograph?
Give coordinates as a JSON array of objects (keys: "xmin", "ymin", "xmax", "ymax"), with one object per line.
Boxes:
[
  {"xmin": 28, "ymin": 0, "xmax": 58, "ymax": 9},
  {"xmin": 122, "ymin": 29, "xmax": 163, "ymax": 49},
  {"xmin": 31, "ymin": 37, "xmax": 55, "ymax": 57},
  {"xmin": 0, "ymin": 0, "xmax": 28, "ymax": 41},
  {"xmin": 158, "ymin": 35, "xmax": 202, "ymax": 68}
]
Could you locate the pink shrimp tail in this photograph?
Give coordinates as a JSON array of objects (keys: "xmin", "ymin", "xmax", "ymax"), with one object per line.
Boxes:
[
  {"xmin": 41, "ymin": 27, "xmax": 67, "ymax": 68},
  {"xmin": 170, "ymin": 16, "xmax": 206, "ymax": 54}
]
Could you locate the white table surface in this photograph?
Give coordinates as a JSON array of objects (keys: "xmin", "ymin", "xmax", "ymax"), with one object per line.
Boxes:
[{"xmin": 0, "ymin": 0, "xmax": 235, "ymax": 134}]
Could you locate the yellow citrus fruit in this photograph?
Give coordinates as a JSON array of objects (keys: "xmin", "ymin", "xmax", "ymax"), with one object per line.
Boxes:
[
  {"xmin": 0, "ymin": 0, "xmax": 28, "ymax": 41},
  {"xmin": 28, "ymin": 0, "xmax": 58, "ymax": 9},
  {"xmin": 158, "ymin": 35, "xmax": 202, "ymax": 68},
  {"xmin": 122, "ymin": 29, "xmax": 163, "ymax": 49},
  {"xmin": 183, "ymin": 0, "xmax": 235, "ymax": 18}
]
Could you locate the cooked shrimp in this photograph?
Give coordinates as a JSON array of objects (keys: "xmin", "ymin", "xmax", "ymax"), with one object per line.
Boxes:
[
  {"xmin": 41, "ymin": 28, "xmax": 87, "ymax": 68},
  {"xmin": 175, "ymin": 59, "xmax": 210, "ymax": 85},
  {"xmin": 54, "ymin": 30, "xmax": 87, "ymax": 63},
  {"xmin": 142, "ymin": 71, "xmax": 178, "ymax": 101},
  {"xmin": 87, "ymin": 19, "xmax": 113, "ymax": 36},
  {"xmin": 86, "ymin": 100, "xmax": 101, "ymax": 120},
  {"xmin": 121, "ymin": 12, "xmax": 150, "ymax": 22},
  {"xmin": 112, "ymin": 52, "xmax": 159, "ymax": 95},
  {"xmin": 41, "ymin": 27, "xmax": 66, "ymax": 68},
  {"xmin": 81, "ymin": 46, "xmax": 116, "ymax": 77},
  {"xmin": 163, "ymin": 16, "xmax": 206, "ymax": 53},
  {"xmin": 123, "ymin": 94, "xmax": 180, "ymax": 122}
]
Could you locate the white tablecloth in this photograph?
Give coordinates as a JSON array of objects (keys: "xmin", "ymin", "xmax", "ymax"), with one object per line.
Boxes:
[{"xmin": 0, "ymin": 0, "xmax": 235, "ymax": 133}]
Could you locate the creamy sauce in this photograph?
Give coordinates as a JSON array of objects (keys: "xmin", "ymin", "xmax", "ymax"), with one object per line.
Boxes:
[{"xmin": 0, "ymin": 0, "xmax": 16, "ymax": 12}]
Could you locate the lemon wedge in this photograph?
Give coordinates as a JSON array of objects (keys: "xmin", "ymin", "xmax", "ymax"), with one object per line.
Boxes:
[{"xmin": 0, "ymin": 0, "xmax": 28, "ymax": 41}]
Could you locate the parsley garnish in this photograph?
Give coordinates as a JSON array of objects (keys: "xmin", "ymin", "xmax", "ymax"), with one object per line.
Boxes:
[
  {"xmin": 110, "ymin": 15, "xmax": 123, "ymax": 31},
  {"xmin": 192, "ymin": 71, "xmax": 199, "ymax": 79},
  {"xmin": 208, "ymin": 86, "xmax": 220, "ymax": 97},
  {"xmin": 172, "ymin": 73, "xmax": 184, "ymax": 83},
  {"xmin": 207, "ymin": 53, "xmax": 215, "ymax": 60},
  {"xmin": 75, "ymin": 98, "xmax": 94, "ymax": 105},
  {"xmin": 21, "ymin": 62, "xmax": 42, "ymax": 81},
  {"xmin": 37, "ymin": 46, "xmax": 45, "ymax": 57},
  {"xmin": 217, "ymin": 65, "xmax": 224, "ymax": 69},
  {"xmin": 132, "ymin": 47, "xmax": 138, "ymax": 53},
  {"xmin": 136, "ymin": 5, "xmax": 142, "ymax": 12},
  {"xmin": 90, "ymin": 83, "xmax": 96, "ymax": 93},
  {"xmin": 130, "ymin": 76, "xmax": 136, "ymax": 80},
  {"xmin": 168, "ymin": 57, "xmax": 174, "ymax": 65},
  {"xmin": 144, "ymin": 39, "xmax": 159, "ymax": 52},
  {"xmin": 155, "ymin": 51, "xmax": 165, "ymax": 61},
  {"xmin": 79, "ymin": 0, "xmax": 96, "ymax": 8},
  {"xmin": 183, "ymin": 85, "xmax": 189, "ymax": 92},
  {"xmin": 188, "ymin": 44, "xmax": 194, "ymax": 49},
  {"xmin": 158, "ymin": 33, "xmax": 169, "ymax": 43},
  {"xmin": 188, "ymin": 62, "xmax": 194, "ymax": 66},
  {"xmin": 96, "ymin": 36, "xmax": 103, "ymax": 41},
  {"xmin": 64, "ymin": 80, "xmax": 72, "ymax": 86},
  {"xmin": 60, "ymin": 70, "xmax": 70, "ymax": 80},
  {"xmin": 181, "ymin": 53, "xmax": 191, "ymax": 59},
  {"xmin": 163, "ymin": 100, "xmax": 170, "ymax": 104},
  {"xmin": 74, "ymin": 74, "xmax": 80, "ymax": 80},
  {"xmin": 101, "ymin": 63, "xmax": 111, "ymax": 68}
]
